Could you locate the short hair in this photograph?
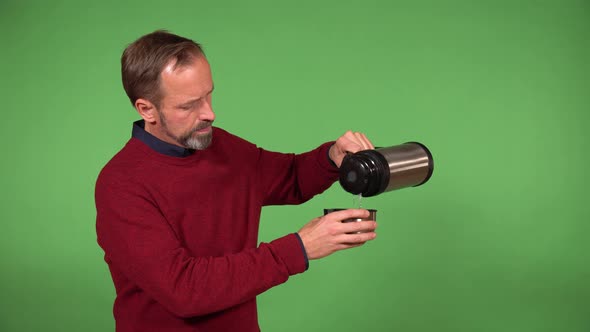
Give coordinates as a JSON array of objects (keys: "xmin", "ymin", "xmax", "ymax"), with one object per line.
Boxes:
[{"xmin": 121, "ymin": 30, "xmax": 204, "ymax": 108}]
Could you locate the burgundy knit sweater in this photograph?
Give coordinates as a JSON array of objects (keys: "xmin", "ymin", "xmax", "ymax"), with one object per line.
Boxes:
[{"xmin": 95, "ymin": 127, "xmax": 339, "ymax": 331}]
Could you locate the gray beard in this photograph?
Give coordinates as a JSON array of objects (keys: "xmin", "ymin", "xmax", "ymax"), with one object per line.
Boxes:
[
  {"xmin": 181, "ymin": 129, "xmax": 213, "ymax": 150},
  {"xmin": 159, "ymin": 111, "xmax": 213, "ymax": 150}
]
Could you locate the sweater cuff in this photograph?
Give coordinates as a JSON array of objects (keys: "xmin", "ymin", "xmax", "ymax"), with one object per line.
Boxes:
[
  {"xmin": 326, "ymin": 143, "xmax": 338, "ymax": 168},
  {"xmin": 317, "ymin": 141, "xmax": 340, "ymax": 173},
  {"xmin": 294, "ymin": 232, "xmax": 309, "ymax": 270},
  {"xmin": 270, "ymin": 233, "xmax": 308, "ymax": 275}
]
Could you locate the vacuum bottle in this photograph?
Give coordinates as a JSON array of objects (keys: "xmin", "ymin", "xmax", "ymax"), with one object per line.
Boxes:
[{"xmin": 339, "ymin": 142, "xmax": 434, "ymax": 197}]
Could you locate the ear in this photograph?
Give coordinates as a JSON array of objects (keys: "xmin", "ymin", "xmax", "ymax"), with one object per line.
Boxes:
[{"xmin": 135, "ymin": 98, "xmax": 158, "ymax": 123}]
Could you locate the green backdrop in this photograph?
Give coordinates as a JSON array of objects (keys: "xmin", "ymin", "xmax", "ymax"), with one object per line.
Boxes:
[{"xmin": 1, "ymin": 0, "xmax": 588, "ymax": 331}]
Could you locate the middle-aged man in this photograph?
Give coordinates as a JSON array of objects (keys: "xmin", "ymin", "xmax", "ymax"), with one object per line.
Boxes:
[{"xmin": 95, "ymin": 30, "xmax": 378, "ymax": 332}]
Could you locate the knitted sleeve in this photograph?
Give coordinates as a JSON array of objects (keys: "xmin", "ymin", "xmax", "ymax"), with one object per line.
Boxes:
[{"xmin": 257, "ymin": 142, "xmax": 340, "ymax": 206}]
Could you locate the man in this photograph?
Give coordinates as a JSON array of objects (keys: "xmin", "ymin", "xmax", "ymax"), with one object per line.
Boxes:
[{"xmin": 95, "ymin": 30, "xmax": 377, "ymax": 332}]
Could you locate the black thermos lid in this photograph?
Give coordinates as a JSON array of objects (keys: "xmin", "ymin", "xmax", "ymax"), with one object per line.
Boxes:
[{"xmin": 339, "ymin": 150, "xmax": 390, "ymax": 197}]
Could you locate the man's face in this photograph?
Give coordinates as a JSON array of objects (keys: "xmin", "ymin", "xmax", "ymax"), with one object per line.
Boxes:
[{"xmin": 152, "ymin": 55, "xmax": 215, "ymax": 150}]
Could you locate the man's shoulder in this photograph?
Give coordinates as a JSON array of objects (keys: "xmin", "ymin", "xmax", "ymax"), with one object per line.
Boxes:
[
  {"xmin": 96, "ymin": 139, "xmax": 146, "ymax": 186},
  {"xmin": 212, "ymin": 127, "xmax": 259, "ymax": 152},
  {"xmin": 214, "ymin": 127, "xmax": 251, "ymax": 145}
]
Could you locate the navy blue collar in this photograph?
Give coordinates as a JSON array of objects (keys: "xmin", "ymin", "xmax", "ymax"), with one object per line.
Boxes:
[{"xmin": 132, "ymin": 120, "xmax": 195, "ymax": 158}]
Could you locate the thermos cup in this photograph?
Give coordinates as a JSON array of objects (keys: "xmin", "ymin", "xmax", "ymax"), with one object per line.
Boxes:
[
  {"xmin": 339, "ymin": 142, "xmax": 434, "ymax": 197},
  {"xmin": 323, "ymin": 208, "xmax": 377, "ymax": 233}
]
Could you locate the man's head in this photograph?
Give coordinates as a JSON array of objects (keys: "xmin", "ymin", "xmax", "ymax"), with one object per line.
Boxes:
[{"xmin": 122, "ymin": 30, "xmax": 215, "ymax": 150}]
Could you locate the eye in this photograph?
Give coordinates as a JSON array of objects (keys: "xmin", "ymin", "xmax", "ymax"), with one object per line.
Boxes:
[{"xmin": 178, "ymin": 98, "xmax": 203, "ymax": 110}]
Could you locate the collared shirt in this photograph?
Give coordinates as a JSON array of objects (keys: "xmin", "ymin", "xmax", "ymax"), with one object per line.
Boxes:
[{"xmin": 132, "ymin": 120, "xmax": 195, "ymax": 157}]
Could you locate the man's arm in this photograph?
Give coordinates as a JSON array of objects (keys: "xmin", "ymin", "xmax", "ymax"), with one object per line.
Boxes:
[
  {"xmin": 95, "ymin": 175, "xmax": 306, "ymax": 318},
  {"xmin": 257, "ymin": 142, "xmax": 338, "ymax": 206},
  {"xmin": 257, "ymin": 130, "xmax": 374, "ymax": 206}
]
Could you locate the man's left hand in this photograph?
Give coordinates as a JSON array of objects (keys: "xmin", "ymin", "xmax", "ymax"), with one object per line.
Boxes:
[{"xmin": 329, "ymin": 130, "xmax": 375, "ymax": 168}]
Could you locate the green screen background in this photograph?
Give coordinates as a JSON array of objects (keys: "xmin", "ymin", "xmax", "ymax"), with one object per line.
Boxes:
[{"xmin": 1, "ymin": 0, "xmax": 588, "ymax": 331}]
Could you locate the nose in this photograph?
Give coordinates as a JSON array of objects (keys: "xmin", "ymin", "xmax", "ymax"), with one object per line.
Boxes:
[{"xmin": 199, "ymin": 99, "xmax": 215, "ymax": 122}]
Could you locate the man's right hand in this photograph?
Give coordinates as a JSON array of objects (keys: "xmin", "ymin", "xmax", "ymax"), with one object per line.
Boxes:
[{"xmin": 297, "ymin": 209, "xmax": 377, "ymax": 260}]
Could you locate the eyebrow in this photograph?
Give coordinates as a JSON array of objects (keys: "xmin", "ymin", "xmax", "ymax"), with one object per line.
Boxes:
[{"xmin": 176, "ymin": 85, "xmax": 215, "ymax": 108}]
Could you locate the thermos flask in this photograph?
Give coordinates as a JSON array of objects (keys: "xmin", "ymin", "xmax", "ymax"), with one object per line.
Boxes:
[{"xmin": 339, "ymin": 142, "xmax": 434, "ymax": 197}]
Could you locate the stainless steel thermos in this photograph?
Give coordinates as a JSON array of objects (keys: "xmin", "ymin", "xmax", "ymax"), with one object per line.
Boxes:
[{"xmin": 339, "ymin": 142, "xmax": 434, "ymax": 197}]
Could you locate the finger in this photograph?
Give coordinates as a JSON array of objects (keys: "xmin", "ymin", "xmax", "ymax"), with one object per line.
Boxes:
[
  {"xmin": 325, "ymin": 209, "xmax": 370, "ymax": 221},
  {"xmin": 336, "ymin": 242, "xmax": 365, "ymax": 251},
  {"xmin": 340, "ymin": 220, "xmax": 377, "ymax": 234},
  {"xmin": 356, "ymin": 133, "xmax": 374, "ymax": 150},
  {"xmin": 343, "ymin": 130, "xmax": 356, "ymax": 141},
  {"xmin": 335, "ymin": 132, "xmax": 361, "ymax": 154},
  {"xmin": 339, "ymin": 132, "xmax": 363, "ymax": 153},
  {"xmin": 342, "ymin": 142, "xmax": 363, "ymax": 154},
  {"xmin": 338, "ymin": 231, "xmax": 377, "ymax": 245},
  {"xmin": 346, "ymin": 130, "xmax": 365, "ymax": 146},
  {"xmin": 353, "ymin": 132, "xmax": 371, "ymax": 150}
]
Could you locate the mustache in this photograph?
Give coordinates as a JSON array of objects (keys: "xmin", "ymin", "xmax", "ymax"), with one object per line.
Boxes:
[
  {"xmin": 180, "ymin": 121, "xmax": 214, "ymax": 142},
  {"xmin": 193, "ymin": 121, "xmax": 213, "ymax": 132}
]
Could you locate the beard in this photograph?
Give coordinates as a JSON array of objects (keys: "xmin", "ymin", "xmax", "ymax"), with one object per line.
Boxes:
[
  {"xmin": 159, "ymin": 112, "xmax": 213, "ymax": 150},
  {"xmin": 179, "ymin": 122, "xmax": 213, "ymax": 150}
]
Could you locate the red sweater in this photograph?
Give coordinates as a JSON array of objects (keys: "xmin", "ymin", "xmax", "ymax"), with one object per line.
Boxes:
[{"xmin": 95, "ymin": 127, "xmax": 339, "ymax": 331}]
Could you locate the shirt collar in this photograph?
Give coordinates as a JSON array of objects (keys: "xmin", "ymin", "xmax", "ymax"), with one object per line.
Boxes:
[{"xmin": 131, "ymin": 120, "xmax": 195, "ymax": 158}]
